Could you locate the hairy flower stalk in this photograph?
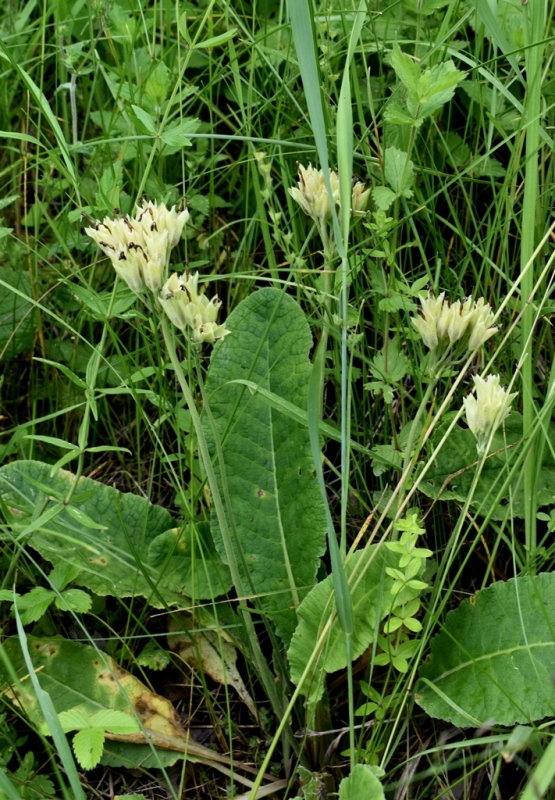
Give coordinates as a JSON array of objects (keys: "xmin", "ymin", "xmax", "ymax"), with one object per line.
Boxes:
[
  {"xmin": 159, "ymin": 270, "xmax": 230, "ymax": 344},
  {"xmin": 411, "ymin": 291, "xmax": 498, "ymax": 373},
  {"xmin": 463, "ymin": 374, "xmax": 518, "ymax": 457},
  {"xmin": 85, "ymin": 200, "xmax": 189, "ymax": 293}
]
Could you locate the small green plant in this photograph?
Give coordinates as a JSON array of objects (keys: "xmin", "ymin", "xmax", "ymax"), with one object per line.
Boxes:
[
  {"xmin": 41, "ymin": 708, "xmax": 140, "ymax": 770},
  {"xmin": 0, "ymin": 564, "xmax": 91, "ymax": 625}
]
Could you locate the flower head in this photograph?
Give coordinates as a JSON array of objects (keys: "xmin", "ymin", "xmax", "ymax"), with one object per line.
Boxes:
[
  {"xmin": 85, "ymin": 200, "xmax": 189, "ymax": 294},
  {"xmin": 411, "ymin": 291, "xmax": 498, "ymax": 367},
  {"xmin": 288, "ymin": 163, "xmax": 338, "ymax": 222},
  {"xmin": 135, "ymin": 199, "xmax": 189, "ymax": 248},
  {"xmin": 463, "ymin": 374, "xmax": 518, "ymax": 456},
  {"xmin": 159, "ymin": 271, "xmax": 230, "ymax": 344},
  {"xmin": 288, "ymin": 163, "xmax": 370, "ymax": 239}
]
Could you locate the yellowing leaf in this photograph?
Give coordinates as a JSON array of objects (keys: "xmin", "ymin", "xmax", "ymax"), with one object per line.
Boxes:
[{"xmin": 168, "ymin": 615, "xmax": 258, "ymax": 721}]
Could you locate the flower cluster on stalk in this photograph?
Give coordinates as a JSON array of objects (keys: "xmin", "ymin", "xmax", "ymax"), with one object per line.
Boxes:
[
  {"xmin": 288, "ymin": 163, "xmax": 371, "ymax": 225},
  {"xmin": 463, "ymin": 374, "xmax": 517, "ymax": 457},
  {"xmin": 85, "ymin": 201, "xmax": 230, "ymax": 345},
  {"xmin": 411, "ymin": 292, "xmax": 497, "ymax": 359}
]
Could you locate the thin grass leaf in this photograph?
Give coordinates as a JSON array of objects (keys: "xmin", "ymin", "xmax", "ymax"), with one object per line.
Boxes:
[{"xmin": 13, "ymin": 601, "xmax": 87, "ymax": 800}]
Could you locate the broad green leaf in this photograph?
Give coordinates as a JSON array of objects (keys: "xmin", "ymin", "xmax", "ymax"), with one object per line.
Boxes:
[
  {"xmin": 48, "ymin": 562, "xmax": 80, "ymax": 592},
  {"xmin": 370, "ymin": 445, "xmax": 403, "ymax": 477},
  {"xmin": 372, "ymin": 186, "xmax": 397, "ymax": 211},
  {"xmin": 102, "ymin": 741, "xmax": 184, "ymax": 769},
  {"xmin": 370, "ymin": 338, "xmax": 410, "ymax": 384},
  {"xmin": 418, "ymin": 414, "xmax": 555, "ymax": 520},
  {"xmin": 203, "ymin": 289, "xmax": 327, "ymax": 643},
  {"xmin": 383, "ymin": 103, "xmax": 418, "ymax": 126},
  {"xmin": 72, "ymin": 727, "xmax": 105, "ymax": 769},
  {"xmin": 412, "ymin": 61, "xmax": 466, "ymax": 119},
  {"xmin": 1, "ymin": 636, "xmax": 238, "ymax": 772},
  {"xmin": 390, "ymin": 43, "xmax": 420, "ymax": 99},
  {"xmin": 339, "ymin": 764, "xmax": 385, "ymax": 800},
  {"xmin": 417, "ymin": 573, "xmax": 555, "ymax": 727},
  {"xmin": 288, "ymin": 546, "xmax": 396, "ymax": 703},
  {"xmin": 0, "ymin": 267, "xmax": 36, "ymax": 359},
  {"xmin": 147, "ymin": 524, "xmax": 232, "ymax": 601},
  {"xmin": 0, "ymin": 461, "xmax": 231, "ymax": 606},
  {"xmin": 384, "ymin": 147, "xmax": 414, "ymax": 197},
  {"xmin": 131, "ymin": 105, "xmax": 156, "ymax": 135},
  {"xmin": 101, "ymin": 740, "xmax": 183, "ymax": 769}
]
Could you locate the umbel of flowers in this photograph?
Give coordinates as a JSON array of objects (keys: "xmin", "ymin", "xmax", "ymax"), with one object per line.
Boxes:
[
  {"xmin": 411, "ymin": 291, "xmax": 497, "ymax": 373},
  {"xmin": 463, "ymin": 374, "xmax": 517, "ymax": 457},
  {"xmin": 288, "ymin": 163, "xmax": 371, "ymax": 228},
  {"xmin": 159, "ymin": 271, "xmax": 230, "ymax": 344},
  {"xmin": 85, "ymin": 201, "xmax": 230, "ymax": 345}
]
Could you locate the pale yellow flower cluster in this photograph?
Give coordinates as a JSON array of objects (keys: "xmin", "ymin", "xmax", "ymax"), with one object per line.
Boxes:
[
  {"xmin": 463, "ymin": 374, "xmax": 517, "ymax": 456},
  {"xmin": 159, "ymin": 271, "xmax": 230, "ymax": 344},
  {"xmin": 288, "ymin": 163, "xmax": 370, "ymax": 224},
  {"xmin": 85, "ymin": 200, "xmax": 189, "ymax": 293},
  {"xmin": 85, "ymin": 201, "xmax": 230, "ymax": 345},
  {"xmin": 411, "ymin": 292, "xmax": 497, "ymax": 354}
]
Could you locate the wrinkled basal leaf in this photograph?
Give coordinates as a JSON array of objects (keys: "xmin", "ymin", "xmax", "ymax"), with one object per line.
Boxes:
[
  {"xmin": 203, "ymin": 288, "xmax": 327, "ymax": 643},
  {"xmin": 417, "ymin": 573, "xmax": 555, "ymax": 727},
  {"xmin": 0, "ymin": 461, "xmax": 231, "ymax": 606},
  {"xmin": 288, "ymin": 546, "xmax": 396, "ymax": 704},
  {"xmin": 419, "ymin": 414, "xmax": 555, "ymax": 519},
  {"xmin": 147, "ymin": 522, "xmax": 231, "ymax": 601}
]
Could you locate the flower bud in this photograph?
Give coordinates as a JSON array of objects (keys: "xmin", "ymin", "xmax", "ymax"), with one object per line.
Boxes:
[
  {"xmin": 468, "ymin": 298, "xmax": 497, "ymax": 349},
  {"xmin": 351, "ymin": 181, "xmax": 371, "ymax": 215},
  {"xmin": 192, "ymin": 321, "xmax": 231, "ymax": 344}
]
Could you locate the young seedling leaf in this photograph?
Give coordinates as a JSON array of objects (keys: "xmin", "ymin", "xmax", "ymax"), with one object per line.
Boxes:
[
  {"xmin": 13, "ymin": 587, "xmax": 55, "ymax": 624},
  {"xmin": 91, "ymin": 709, "xmax": 140, "ymax": 734},
  {"xmin": 390, "ymin": 43, "xmax": 420, "ymax": 99},
  {"xmin": 54, "ymin": 589, "xmax": 92, "ymax": 613}
]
